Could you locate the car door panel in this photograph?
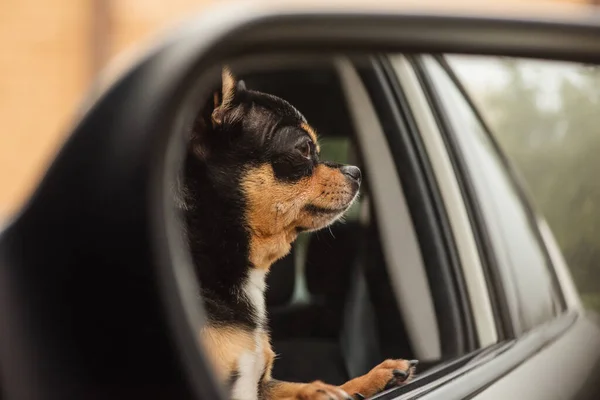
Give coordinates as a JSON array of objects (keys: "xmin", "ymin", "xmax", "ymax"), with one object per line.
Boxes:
[
  {"xmin": 402, "ymin": 312, "xmax": 579, "ymax": 399},
  {"xmin": 476, "ymin": 314, "xmax": 600, "ymax": 400}
]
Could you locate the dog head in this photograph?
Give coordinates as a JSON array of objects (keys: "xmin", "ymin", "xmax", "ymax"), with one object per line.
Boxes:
[{"xmin": 186, "ymin": 67, "xmax": 361, "ymax": 269}]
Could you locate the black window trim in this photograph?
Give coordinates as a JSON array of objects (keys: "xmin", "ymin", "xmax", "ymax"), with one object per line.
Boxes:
[{"xmin": 351, "ymin": 55, "xmax": 477, "ymax": 358}]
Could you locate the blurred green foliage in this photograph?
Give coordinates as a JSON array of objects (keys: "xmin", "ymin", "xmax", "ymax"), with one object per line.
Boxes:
[{"xmin": 455, "ymin": 57, "xmax": 600, "ymax": 313}]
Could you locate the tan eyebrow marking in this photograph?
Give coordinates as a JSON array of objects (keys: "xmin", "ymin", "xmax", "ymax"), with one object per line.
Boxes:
[{"xmin": 301, "ymin": 122, "xmax": 320, "ymax": 153}]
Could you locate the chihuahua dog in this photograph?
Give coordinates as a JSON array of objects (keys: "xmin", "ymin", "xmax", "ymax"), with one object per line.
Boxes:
[{"xmin": 177, "ymin": 67, "xmax": 416, "ymax": 400}]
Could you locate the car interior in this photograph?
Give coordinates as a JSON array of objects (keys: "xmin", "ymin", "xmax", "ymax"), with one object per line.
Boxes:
[{"xmin": 239, "ymin": 59, "xmax": 444, "ymax": 385}]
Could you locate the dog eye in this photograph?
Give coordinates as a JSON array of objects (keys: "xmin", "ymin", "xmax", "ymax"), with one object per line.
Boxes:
[{"xmin": 297, "ymin": 141, "xmax": 312, "ymax": 159}]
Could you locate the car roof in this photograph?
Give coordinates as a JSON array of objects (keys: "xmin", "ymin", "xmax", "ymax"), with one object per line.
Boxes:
[{"xmin": 214, "ymin": 0, "xmax": 598, "ymax": 21}]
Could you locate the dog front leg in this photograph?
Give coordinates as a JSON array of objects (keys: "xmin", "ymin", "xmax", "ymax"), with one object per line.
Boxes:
[
  {"xmin": 260, "ymin": 379, "xmax": 352, "ymax": 400},
  {"xmin": 339, "ymin": 359, "xmax": 418, "ymax": 399}
]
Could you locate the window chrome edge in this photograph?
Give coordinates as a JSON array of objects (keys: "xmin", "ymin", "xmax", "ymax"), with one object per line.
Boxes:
[
  {"xmin": 537, "ymin": 218, "xmax": 583, "ymax": 310},
  {"xmin": 389, "ymin": 55, "xmax": 498, "ymax": 347}
]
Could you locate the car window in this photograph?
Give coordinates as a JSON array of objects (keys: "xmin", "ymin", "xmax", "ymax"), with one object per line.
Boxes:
[
  {"xmin": 447, "ymin": 56, "xmax": 600, "ymax": 318},
  {"xmin": 245, "ymin": 66, "xmax": 423, "ymax": 386},
  {"xmin": 421, "ymin": 56, "xmax": 562, "ymax": 334}
]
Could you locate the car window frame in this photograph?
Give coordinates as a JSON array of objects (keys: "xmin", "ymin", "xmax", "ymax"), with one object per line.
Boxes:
[
  {"xmin": 350, "ymin": 55, "xmax": 480, "ymax": 359},
  {"xmin": 436, "ymin": 54, "xmax": 584, "ymax": 313},
  {"xmin": 388, "ymin": 54, "xmax": 504, "ymax": 352},
  {"xmin": 411, "ymin": 53, "xmax": 567, "ymax": 337}
]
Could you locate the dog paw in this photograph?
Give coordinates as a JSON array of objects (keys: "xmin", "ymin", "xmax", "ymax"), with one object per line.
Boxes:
[
  {"xmin": 296, "ymin": 381, "xmax": 353, "ymax": 400},
  {"xmin": 342, "ymin": 359, "xmax": 418, "ymax": 399},
  {"xmin": 382, "ymin": 359, "xmax": 418, "ymax": 390}
]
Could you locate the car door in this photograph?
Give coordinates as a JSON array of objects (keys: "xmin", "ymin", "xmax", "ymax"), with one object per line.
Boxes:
[{"xmin": 3, "ymin": 3, "xmax": 600, "ymax": 400}]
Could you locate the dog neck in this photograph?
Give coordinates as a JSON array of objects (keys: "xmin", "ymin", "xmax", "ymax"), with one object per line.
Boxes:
[
  {"xmin": 180, "ymin": 156, "xmax": 281, "ymax": 328},
  {"xmin": 248, "ymin": 229, "xmax": 297, "ymax": 270}
]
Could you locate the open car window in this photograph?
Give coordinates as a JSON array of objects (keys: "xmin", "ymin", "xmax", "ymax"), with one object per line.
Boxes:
[
  {"xmin": 241, "ymin": 62, "xmax": 435, "ymax": 387},
  {"xmin": 237, "ymin": 56, "xmax": 485, "ymax": 394}
]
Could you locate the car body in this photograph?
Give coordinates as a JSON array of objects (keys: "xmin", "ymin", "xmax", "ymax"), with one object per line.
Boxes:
[{"xmin": 1, "ymin": 2, "xmax": 600, "ymax": 399}]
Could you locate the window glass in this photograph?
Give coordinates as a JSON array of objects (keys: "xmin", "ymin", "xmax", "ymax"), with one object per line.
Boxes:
[
  {"xmin": 448, "ymin": 56, "xmax": 600, "ymax": 317},
  {"xmin": 423, "ymin": 56, "xmax": 560, "ymax": 332}
]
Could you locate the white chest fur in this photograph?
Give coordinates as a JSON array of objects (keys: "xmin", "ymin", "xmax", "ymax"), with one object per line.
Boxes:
[
  {"xmin": 244, "ymin": 269, "xmax": 267, "ymax": 323},
  {"xmin": 231, "ymin": 332, "xmax": 266, "ymax": 400},
  {"xmin": 231, "ymin": 269, "xmax": 268, "ymax": 400}
]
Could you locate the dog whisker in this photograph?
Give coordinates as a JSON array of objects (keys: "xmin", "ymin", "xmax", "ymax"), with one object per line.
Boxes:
[{"xmin": 328, "ymin": 226, "xmax": 336, "ymax": 238}]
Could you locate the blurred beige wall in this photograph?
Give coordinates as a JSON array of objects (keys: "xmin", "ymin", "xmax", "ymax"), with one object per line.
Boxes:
[
  {"xmin": 0, "ymin": 0, "xmax": 89, "ymax": 221},
  {"xmin": 0, "ymin": 0, "xmax": 592, "ymax": 221},
  {"xmin": 0, "ymin": 0, "xmax": 212, "ymax": 221}
]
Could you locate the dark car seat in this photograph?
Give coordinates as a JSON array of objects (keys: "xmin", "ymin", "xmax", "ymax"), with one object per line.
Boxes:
[
  {"xmin": 362, "ymin": 214, "xmax": 415, "ymax": 362},
  {"xmin": 265, "ymin": 247, "xmax": 296, "ymax": 308},
  {"xmin": 267, "ymin": 221, "xmax": 383, "ymax": 385}
]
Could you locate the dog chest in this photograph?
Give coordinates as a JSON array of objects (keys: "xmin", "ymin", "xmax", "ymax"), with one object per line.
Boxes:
[
  {"xmin": 243, "ymin": 268, "xmax": 267, "ymax": 323},
  {"xmin": 231, "ymin": 330, "xmax": 266, "ymax": 400},
  {"xmin": 229, "ymin": 269, "xmax": 269, "ymax": 400}
]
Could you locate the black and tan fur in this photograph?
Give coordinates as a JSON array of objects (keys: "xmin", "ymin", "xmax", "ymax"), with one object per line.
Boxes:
[{"xmin": 178, "ymin": 67, "xmax": 417, "ymax": 400}]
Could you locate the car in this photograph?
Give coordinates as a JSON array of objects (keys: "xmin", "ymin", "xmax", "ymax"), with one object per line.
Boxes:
[{"xmin": 1, "ymin": 2, "xmax": 599, "ymax": 399}]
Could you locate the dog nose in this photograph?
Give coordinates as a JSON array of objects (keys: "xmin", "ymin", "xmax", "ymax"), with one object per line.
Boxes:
[{"xmin": 341, "ymin": 165, "xmax": 361, "ymax": 183}]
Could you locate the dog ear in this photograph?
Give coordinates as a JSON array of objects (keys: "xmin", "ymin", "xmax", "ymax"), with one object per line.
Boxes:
[
  {"xmin": 211, "ymin": 66, "xmax": 243, "ymax": 126},
  {"xmin": 189, "ymin": 66, "xmax": 243, "ymax": 160}
]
